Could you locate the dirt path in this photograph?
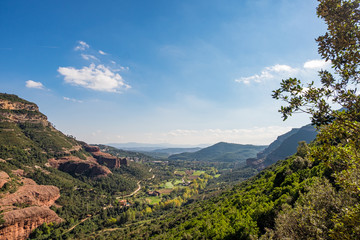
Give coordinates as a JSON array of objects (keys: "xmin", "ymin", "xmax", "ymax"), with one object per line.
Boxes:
[
  {"xmin": 63, "ymin": 216, "xmax": 91, "ymax": 235},
  {"xmin": 117, "ymin": 181, "xmax": 141, "ymax": 199}
]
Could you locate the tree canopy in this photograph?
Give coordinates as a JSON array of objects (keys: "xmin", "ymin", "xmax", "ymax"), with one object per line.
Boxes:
[{"xmin": 272, "ymin": 0, "xmax": 360, "ymax": 126}]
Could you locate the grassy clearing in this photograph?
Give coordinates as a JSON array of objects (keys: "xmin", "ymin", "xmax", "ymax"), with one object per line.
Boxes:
[
  {"xmin": 173, "ymin": 179, "xmax": 183, "ymax": 185},
  {"xmin": 164, "ymin": 182, "xmax": 174, "ymax": 189},
  {"xmin": 192, "ymin": 170, "xmax": 205, "ymax": 176},
  {"xmin": 146, "ymin": 196, "xmax": 161, "ymax": 205}
]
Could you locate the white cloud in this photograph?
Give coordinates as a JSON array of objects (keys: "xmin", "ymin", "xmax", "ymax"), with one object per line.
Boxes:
[
  {"xmin": 74, "ymin": 41, "xmax": 89, "ymax": 51},
  {"xmin": 98, "ymin": 50, "xmax": 107, "ymax": 55},
  {"xmin": 25, "ymin": 80, "xmax": 44, "ymax": 89},
  {"xmin": 58, "ymin": 63, "xmax": 131, "ymax": 92},
  {"xmin": 81, "ymin": 54, "xmax": 98, "ymax": 61},
  {"xmin": 235, "ymin": 60, "xmax": 332, "ymax": 85},
  {"xmin": 235, "ymin": 64, "xmax": 297, "ymax": 84},
  {"xmin": 63, "ymin": 97, "xmax": 83, "ymax": 103},
  {"xmin": 266, "ymin": 64, "xmax": 297, "ymax": 73},
  {"xmin": 304, "ymin": 59, "xmax": 331, "ymax": 69}
]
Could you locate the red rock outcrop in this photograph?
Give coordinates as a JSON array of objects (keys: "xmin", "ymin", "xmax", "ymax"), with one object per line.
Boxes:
[
  {"xmin": 0, "ymin": 184, "xmax": 60, "ymax": 209},
  {"xmin": 84, "ymin": 145, "xmax": 100, "ymax": 152},
  {"xmin": 49, "ymin": 156, "xmax": 111, "ymax": 178},
  {"xmin": 0, "ymin": 206, "xmax": 62, "ymax": 240},
  {"xmin": 91, "ymin": 151, "xmax": 121, "ymax": 168},
  {"xmin": 0, "ymin": 172, "xmax": 10, "ymax": 189},
  {"xmin": 84, "ymin": 145, "xmax": 128, "ymax": 168},
  {"xmin": 0, "ymin": 175, "xmax": 62, "ymax": 240}
]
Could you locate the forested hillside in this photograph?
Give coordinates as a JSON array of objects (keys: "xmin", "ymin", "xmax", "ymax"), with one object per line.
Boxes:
[
  {"xmin": 169, "ymin": 142, "xmax": 266, "ymax": 163},
  {"xmin": 90, "ymin": 0, "xmax": 360, "ymax": 238},
  {"xmin": 0, "ymin": 93, "xmax": 153, "ymax": 239}
]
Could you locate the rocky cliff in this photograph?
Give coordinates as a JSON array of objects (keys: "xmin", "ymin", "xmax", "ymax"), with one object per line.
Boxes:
[
  {"xmin": 0, "ymin": 171, "xmax": 62, "ymax": 240},
  {"xmin": 49, "ymin": 156, "xmax": 112, "ymax": 178},
  {"xmin": 84, "ymin": 145, "xmax": 128, "ymax": 168},
  {"xmin": 0, "ymin": 96, "xmax": 48, "ymax": 126},
  {"xmin": 0, "ymin": 206, "xmax": 62, "ymax": 240}
]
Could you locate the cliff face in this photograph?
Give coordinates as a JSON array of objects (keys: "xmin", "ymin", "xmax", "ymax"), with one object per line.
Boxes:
[
  {"xmin": 49, "ymin": 156, "xmax": 112, "ymax": 178},
  {"xmin": 0, "ymin": 99, "xmax": 48, "ymax": 126},
  {"xmin": 0, "ymin": 185, "xmax": 60, "ymax": 209},
  {"xmin": 0, "ymin": 172, "xmax": 10, "ymax": 189},
  {"xmin": 84, "ymin": 145, "xmax": 128, "ymax": 168},
  {"xmin": 0, "ymin": 172, "xmax": 62, "ymax": 240},
  {"xmin": 0, "ymin": 206, "xmax": 62, "ymax": 240}
]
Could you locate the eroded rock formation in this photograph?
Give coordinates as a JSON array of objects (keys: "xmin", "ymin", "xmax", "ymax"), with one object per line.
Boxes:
[
  {"xmin": 0, "ymin": 99, "xmax": 48, "ymax": 126},
  {"xmin": 84, "ymin": 145, "xmax": 128, "ymax": 168},
  {"xmin": 0, "ymin": 172, "xmax": 10, "ymax": 189},
  {"xmin": 0, "ymin": 185, "xmax": 60, "ymax": 209},
  {"xmin": 49, "ymin": 156, "xmax": 112, "ymax": 178},
  {"xmin": 0, "ymin": 206, "xmax": 62, "ymax": 240},
  {"xmin": 0, "ymin": 173, "xmax": 62, "ymax": 240}
]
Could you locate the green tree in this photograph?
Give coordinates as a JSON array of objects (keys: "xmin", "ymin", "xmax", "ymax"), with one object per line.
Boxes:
[
  {"xmin": 272, "ymin": 0, "xmax": 360, "ymax": 126},
  {"xmin": 272, "ymin": 1, "xmax": 360, "ymax": 239}
]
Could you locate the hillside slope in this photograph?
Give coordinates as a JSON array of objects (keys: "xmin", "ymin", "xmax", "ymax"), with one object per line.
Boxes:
[
  {"xmin": 0, "ymin": 93, "xmax": 151, "ymax": 239},
  {"xmin": 247, "ymin": 124, "xmax": 317, "ymax": 169},
  {"xmin": 168, "ymin": 142, "xmax": 266, "ymax": 163},
  {"xmin": 99, "ymin": 119, "xmax": 360, "ymax": 239}
]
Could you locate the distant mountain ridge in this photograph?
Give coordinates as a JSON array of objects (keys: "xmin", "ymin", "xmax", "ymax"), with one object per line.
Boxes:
[
  {"xmin": 247, "ymin": 124, "xmax": 317, "ymax": 169},
  {"xmin": 107, "ymin": 142, "xmax": 208, "ymax": 152},
  {"xmin": 168, "ymin": 142, "xmax": 267, "ymax": 163}
]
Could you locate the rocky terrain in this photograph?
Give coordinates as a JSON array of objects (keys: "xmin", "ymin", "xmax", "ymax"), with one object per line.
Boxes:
[
  {"xmin": 0, "ymin": 93, "xmax": 135, "ymax": 239},
  {"xmin": 0, "ymin": 98, "xmax": 48, "ymax": 126},
  {"xmin": 0, "ymin": 171, "xmax": 62, "ymax": 240},
  {"xmin": 48, "ymin": 156, "xmax": 112, "ymax": 178},
  {"xmin": 84, "ymin": 145, "xmax": 128, "ymax": 168}
]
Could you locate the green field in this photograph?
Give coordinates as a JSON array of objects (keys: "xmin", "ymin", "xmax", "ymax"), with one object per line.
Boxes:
[
  {"xmin": 146, "ymin": 196, "xmax": 161, "ymax": 205},
  {"xmin": 164, "ymin": 182, "xmax": 174, "ymax": 189},
  {"xmin": 192, "ymin": 170, "xmax": 205, "ymax": 176},
  {"xmin": 173, "ymin": 179, "xmax": 183, "ymax": 185}
]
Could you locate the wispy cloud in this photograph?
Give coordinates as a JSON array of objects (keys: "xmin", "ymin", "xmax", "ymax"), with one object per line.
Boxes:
[
  {"xmin": 63, "ymin": 97, "xmax": 83, "ymax": 103},
  {"xmin": 25, "ymin": 80, "xmax": 45, "ymax": 89},
  {"xmin": 81, "ymin": 54, "xmax": 98, "ymax": 61},
  {"xmin": 58, "ymin": 63, "xmax": 130, "ymax": 93},
  {"xmin": 235, "ymin": 59, "xmax": 331, "ymax": 85},
  {"xmin": 235, "ymin": 64, "xmax": 297, "ymax": 84},
  {"xmin": 74, "ymin": 41, "xmax": 89, "ymax": 51},
  {"xmin": 98, "ymin": 50, "xmax": 107, "ymax": 55}
]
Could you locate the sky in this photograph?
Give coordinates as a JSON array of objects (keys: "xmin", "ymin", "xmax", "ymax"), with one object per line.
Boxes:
[{"xmin": 0, "ymin": 0, "xmax": 330, "ymax": 146}]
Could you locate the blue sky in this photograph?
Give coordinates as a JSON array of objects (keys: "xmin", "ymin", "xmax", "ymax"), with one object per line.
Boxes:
[{"xmin": 0, "ymin": 0, "xmax": 329, "ymax": 146}]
